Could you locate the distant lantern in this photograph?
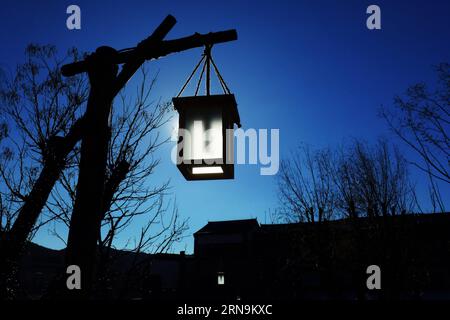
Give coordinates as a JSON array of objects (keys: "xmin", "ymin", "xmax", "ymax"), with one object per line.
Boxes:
[
  {"xmin": 173, "ymin": 45, "xmax": 241, "ymax": 180},
  {"xmin": 217, "ymin": 271, "xmax": 225, "ymax": 285}
]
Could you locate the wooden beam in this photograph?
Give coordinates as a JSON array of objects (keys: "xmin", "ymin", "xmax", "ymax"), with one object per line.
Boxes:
[{"xmin": 61, "ymin": 29, "xmax": 238, "ymax": 77}]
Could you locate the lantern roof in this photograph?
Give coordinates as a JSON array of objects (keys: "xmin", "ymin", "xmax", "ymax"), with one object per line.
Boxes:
[{"xmin": 172, "ymin": 93, "xmax": 241, "ymax": 127}]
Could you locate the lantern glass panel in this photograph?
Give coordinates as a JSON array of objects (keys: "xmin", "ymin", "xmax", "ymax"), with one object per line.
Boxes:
[
  {"xmin": 217, "ymin": 272, "xmax": 225, "ymax": 285},
  {"xmin": 184, "ymin": 107, "xmax": 223, "ymax": 161}
]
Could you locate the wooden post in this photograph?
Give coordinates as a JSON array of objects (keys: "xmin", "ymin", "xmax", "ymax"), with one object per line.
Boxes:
[{"xmin": 64, "ymin": 46, "xmax": 118, "ymax": 298}]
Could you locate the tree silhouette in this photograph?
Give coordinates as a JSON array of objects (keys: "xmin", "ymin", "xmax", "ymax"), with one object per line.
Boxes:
[
  {"xmin": 278, "ymin": 145, "xmax": 336, "ymax": 223},
  {"xmin": 277, "ymin": 139, "xmax": 416, "ymax": 223},
  {"xmin": 381, "ymin": 63, "xmax": 449, "ymax": 212},
  {"xmin": 0, "ymin": 45, "xmax": 187, "ymax": 299},
  {"xmin": 343, "ymin": 139, "xmax": 416, "ymax": 218},
  {"xmin": 0, "ymin": 45, "xmax": 87, "ymax": 298}
]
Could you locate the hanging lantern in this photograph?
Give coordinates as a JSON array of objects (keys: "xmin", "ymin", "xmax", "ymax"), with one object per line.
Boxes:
[{"xmin": 173, "ymin": 45, "xmax": 241, "ymax": 180}]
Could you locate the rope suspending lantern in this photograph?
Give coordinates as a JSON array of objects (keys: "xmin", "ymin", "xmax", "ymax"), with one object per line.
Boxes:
[
  {"xmin": 173, "ymin": 45, "xmax": 241, "ymax": 180},
  {"xmin": 176, "ymin": 45, "xmax": 232, "ymax": 98}
]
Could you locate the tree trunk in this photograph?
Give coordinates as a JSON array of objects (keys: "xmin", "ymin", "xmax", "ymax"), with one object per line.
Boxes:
[{"xmin": 0, "ymin": 118, "xmax": 84, "ymax": 300}]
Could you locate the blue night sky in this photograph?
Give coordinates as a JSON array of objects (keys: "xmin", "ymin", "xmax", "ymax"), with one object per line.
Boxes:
[{"xmin": 0, "ymin": 0, "xmax": 449, "ymax": 253}]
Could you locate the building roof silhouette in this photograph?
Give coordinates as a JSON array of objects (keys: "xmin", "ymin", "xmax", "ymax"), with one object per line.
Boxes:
[{"xmin": 194, "ymin": 218, "xmax": 259, "ymax": 235}]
